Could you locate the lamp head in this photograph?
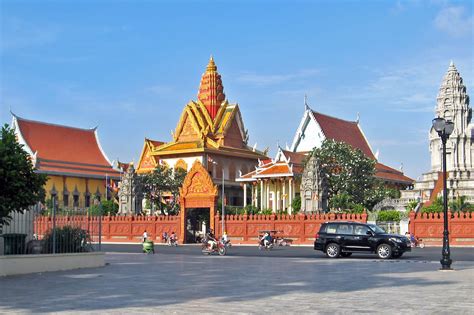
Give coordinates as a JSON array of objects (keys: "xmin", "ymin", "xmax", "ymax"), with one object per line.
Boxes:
[
  {"xmin": 445, "ymin": 121, "xmax": 454, "ymax": 136},
  {"xmin": 432, "ymin": 117, "xmax": 446, "ymax": 133}
]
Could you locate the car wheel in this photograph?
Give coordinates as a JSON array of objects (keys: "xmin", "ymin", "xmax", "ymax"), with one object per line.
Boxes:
[
  {"xmin": 341, "ymin": 252, "xmax": 352, "ymax": 258},
  {"xmin": 392, "ymin": 253, "xmax": 403, "ymax": 259},
  {"xmin": 377, "ymin": 244, "xmax": 392, "ymax": 259},
  {"xmin": 325, "ymin": 243, "xmax": 340, "ymax": 258}
]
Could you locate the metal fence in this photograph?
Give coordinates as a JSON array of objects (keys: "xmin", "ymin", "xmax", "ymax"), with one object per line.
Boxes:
[{"xmin": 0, "ymin": 200, "xmax": 100, "ymax": 256}]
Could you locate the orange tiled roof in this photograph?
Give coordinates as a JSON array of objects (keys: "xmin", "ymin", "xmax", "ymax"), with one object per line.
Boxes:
[
  {"xmin": 14, "ymin": 115, "xmax": 119, "ymax": 178},
  {"xmin": 281, "ymin": 150, "xmax": 307, "ymax": 165},
  {"xmin": 312, "ymin": 111, "xmax": 375, "ymax": 159},
  {"xmin": 375, "ymin": 163, "xmax": 413, "ymax": 184},
  {"xmin": 257, "ymin": 164, "xmax": 291, "ymax": 176}
]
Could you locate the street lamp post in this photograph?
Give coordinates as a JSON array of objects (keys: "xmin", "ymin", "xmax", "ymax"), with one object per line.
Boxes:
[
  {"xmin": 432, "ymin": 117, "xmax": 454, "ymax": 270},
  {"xmin": 222, "ymin": 168, "xmax": 225, "ymax": 238}
]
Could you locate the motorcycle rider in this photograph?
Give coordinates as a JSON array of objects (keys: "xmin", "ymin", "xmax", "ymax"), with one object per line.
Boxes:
[
  {"xmin": 262, "ymin": 232, "xmax": 272, "ymax": 248},
  {"xmin": 169, "ymin": 231, "xmax": 177, "ymax": 246},
  {"xmin": 206, "ymin": 229, "xmax": 217, "ymax": 250}
]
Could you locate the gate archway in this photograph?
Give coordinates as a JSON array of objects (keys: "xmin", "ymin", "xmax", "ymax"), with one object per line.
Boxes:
[{"xmin": 179, "ymin": 160, "xmax": 218, "ymax": 244}]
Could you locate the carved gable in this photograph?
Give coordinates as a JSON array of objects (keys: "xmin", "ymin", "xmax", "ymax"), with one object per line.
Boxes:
[
  {"xmin": 223, "ymin": 116, "xmax": 244, "ymax": 148},
  {"xmin": 177, "ymin": 115, "xmax": 200, "ymax": 142},
  {"xmin": 139, "ymin": 147, "xmax": 155, "ymax": 170},
  {"xmin": 180, "ymin": 160, "xmax": 218, "ymax": 197}
]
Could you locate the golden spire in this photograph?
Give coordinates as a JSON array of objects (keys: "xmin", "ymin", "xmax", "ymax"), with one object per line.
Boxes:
[{"xmin": 207, "ymin": 55, "xmax": 217, "ymax": 72}]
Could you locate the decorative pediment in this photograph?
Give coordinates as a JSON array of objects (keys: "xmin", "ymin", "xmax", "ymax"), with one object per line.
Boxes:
[{"xmin": 180, "ymin": 160, "xmax": 218, "ymax": 198}]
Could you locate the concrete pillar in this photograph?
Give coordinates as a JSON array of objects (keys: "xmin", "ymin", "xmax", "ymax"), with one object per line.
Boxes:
[
  {"xmin": 289, "ymin": 178, "xmax": 293, "ymax": 214},
  {"xmin": 251, "ymin": 184, "xmax": 255, "ymax": 207},
  {"xmin": 260, "ymin": 180, "xmax": 264, "ymax": 210},
  {"xmin": 266, "ymin": 181, "xmax": 270, "ymax": 209},
  {"xmin": 276, "ymin": 181, "xmax": 280, "ymax": 211},
  {"xmin": 282, "ymin": 179, "xmax": 286, "ymax": 210},
  {"xmin": 243, "ymin": 184, "xmax": 247, "ymax": 207}
]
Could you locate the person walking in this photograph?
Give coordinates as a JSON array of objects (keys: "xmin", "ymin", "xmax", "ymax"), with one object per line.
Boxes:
[{"xmin": 143, "ymin": 230, "xmax": 148, "ymax": 242}]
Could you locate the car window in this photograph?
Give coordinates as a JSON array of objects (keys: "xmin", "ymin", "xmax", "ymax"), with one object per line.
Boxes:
[
  {"xmin": 368, "ymin": 224, "xmax": 386, "ymax": 234},
  {"xmin": 354, "ymin": 225, "xmax": 370, "ymax": 235},
  {"xmin": 336, "ymin": 224, "xmax": 353, "ymax": 234},
  {"xmin": 325, "ymin": 224, "xmax": 337, "ymax": 234}
]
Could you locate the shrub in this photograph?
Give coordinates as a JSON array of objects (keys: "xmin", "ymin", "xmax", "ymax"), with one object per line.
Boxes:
[
  {"xmin": 421, "ymin": 204, "xmax": 443, "ymax": 214},
  {"xmin": 260, "ymin": 208, "xmax": 273, "ymax": 215},
  {"xmin": 377, "ymin": 210, "xmax": 401, "ymax": 222},
  {"xmin": 291, "ymin": 195, "xmax": 301, "ymax": 213},
  {"xmin": 41, "ymin": 225, "xmax": 92, "ymax": 253},
  {"xmin": 244, "ymin": 205, "xmax": 259, "ymax": 215}
]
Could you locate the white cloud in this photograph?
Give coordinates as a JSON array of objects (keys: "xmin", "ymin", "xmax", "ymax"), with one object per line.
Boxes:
[
  {"xmin": 236, "ymin": 69, "xmax": 319, "ymax": 86},
  {"xmin": 0, "ymin": 17, "xmax": 59, "ymax": 53},
  {"xmin": 435, "ymin": 6, "xmax": 473, "ymax": 37}
]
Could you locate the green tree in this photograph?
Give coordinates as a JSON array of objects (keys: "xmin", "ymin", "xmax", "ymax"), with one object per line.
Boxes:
[
  {"xmin": 0, "ymin": 124, "xmax": 47, "ymax": 227},
  {"xmin": 168, "ymin": 167, "xmax": 187, "ymax": 215},
  {"xmin": 310, "ymin": 139, "xmax": 377, "ymax": 210},
  {"xmin": 449, "ymin": 195, "xmax": 471, "ymax": 213},
  {"xmin": 141, "ymin": 165, "xmax": 187, "ymax": 215},
  {"xmin": 142, "ymin": 165, "xmax": 172, "ymax": 213},
  {"xmin": 291, "ymin": 195, "xmax": 301, "ymax": 214}
]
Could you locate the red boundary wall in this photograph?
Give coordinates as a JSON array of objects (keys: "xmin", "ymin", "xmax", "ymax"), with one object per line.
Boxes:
[
  {"xmin": 214, "ymin": 213, "xmax": 367, "ymax": 245},
  {"xmin": 35, "ymin": 211, "xmax": 474, "ymax": 246},
  {"xmin": 35, "ymin": 215, "xmax": 181, "ymax": 243},
  {"xmin": 409, "ymin": 211, "xmax": 474, "ymax": 246}
]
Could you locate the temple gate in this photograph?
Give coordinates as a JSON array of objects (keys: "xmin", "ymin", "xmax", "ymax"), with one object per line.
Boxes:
[{"xmin": 179, "ymin": 160, "xmax": 218, "ymax": 243}]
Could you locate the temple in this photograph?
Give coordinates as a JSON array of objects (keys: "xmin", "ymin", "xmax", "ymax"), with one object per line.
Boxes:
[
  {"xmin": 402, "ymin": 62, "xmax": 474, "ymax": 203},
  {"xmin": 136, "ymin": 57, "xmax": 267, "ymax": 206},
  {"xmin": 238, "ymin": 103, "xmax": 413, "ymax": 213},
  {"xmin": 11, "ymin": 113, "xmax": 120, "ymax": 208}
]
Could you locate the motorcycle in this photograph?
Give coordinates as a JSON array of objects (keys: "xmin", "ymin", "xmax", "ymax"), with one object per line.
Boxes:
[
  {"xmin": 258, "ymin": 238, "xmax": 274, "ymax": 251},
  {"xmin": 221, "ymin": 237, "xmax": 232, "ymax": 249},
  {"xmin": 201, "ymin": 239, "xmax": 227, "ymax": 256},
  {"xmin": 168, "ymin": 237, "xmax": 178, "ymax": 247}
]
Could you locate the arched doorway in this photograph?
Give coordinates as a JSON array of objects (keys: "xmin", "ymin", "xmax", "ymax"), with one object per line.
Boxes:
[{"xmin": 179, "ymin": 160, "xmax": 218, "ymax": 244}]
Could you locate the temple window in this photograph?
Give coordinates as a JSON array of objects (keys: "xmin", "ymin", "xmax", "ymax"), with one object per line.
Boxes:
[
  {"xmin": 85, "ymin": 194, "xmax": 91, "ymax": 208},
  {"xmin": 63, "ymin": 192, "xmax": 69, "ymax": 207},
  {"xmin": 73, "ymin": 194, "xmax": 79, "ymax": 208}
]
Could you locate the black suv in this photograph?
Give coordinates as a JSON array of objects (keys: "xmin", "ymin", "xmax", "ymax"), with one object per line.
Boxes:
[{"xmin": 314, "ymin": 221, "xmax": 411, "ymax": 259}]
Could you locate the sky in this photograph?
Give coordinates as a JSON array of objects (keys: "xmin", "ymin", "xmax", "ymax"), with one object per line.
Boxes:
[{"xmin": 0, "ymin": 0, "xmax": 472, "ymax": 179}]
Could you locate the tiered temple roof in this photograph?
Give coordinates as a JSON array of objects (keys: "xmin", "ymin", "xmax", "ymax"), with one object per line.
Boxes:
[
  {"xmin": 137, "ymin": 57, "xmax": 266, "ymax": 173},
  {"xmin": 237, "ymin": 149, "xmax": 306, "ymax": 181},
  {"xmin": 12, "ymin": 114, "xmax": 120, "ymax": 179},
  {"xmin": 311, "ymin": 111, "xmax": 375, "ymax": 159}
]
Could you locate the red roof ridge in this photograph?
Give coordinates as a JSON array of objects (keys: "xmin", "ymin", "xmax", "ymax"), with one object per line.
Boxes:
[
  {"xmin": 311, "ymin": 110, "xmax": 358, "ymax": 125},
  {"xmin": 13, "ymin": 113, "xmax": 97, "ymax": 133}
]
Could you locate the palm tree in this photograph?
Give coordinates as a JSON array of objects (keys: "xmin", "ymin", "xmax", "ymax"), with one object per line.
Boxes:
[{"xmin": 449, "ymin": 195, "xmax": 471, "ymax": 212}]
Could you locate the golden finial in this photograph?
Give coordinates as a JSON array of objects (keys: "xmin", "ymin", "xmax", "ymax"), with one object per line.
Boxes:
[{"xmin": 206, "ymin": 55, "xmax": 217, "ymax": 72}]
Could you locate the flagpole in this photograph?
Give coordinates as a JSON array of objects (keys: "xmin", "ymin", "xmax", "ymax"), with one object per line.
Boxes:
[
  {"xmin": 222, "ymin": 167, "xmax": 224, "ymax": 238},
  {"xmin": 105, "ymin": 173, "xmax": 108, "ymax": 201}
]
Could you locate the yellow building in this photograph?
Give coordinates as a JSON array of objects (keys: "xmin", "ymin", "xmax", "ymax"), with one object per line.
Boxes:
[{"xmin": 12, "ymin": 113, "xmax": 120, "ymax": 209}]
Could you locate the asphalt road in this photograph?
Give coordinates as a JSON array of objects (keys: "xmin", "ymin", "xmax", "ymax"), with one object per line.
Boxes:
[{"xmin": 99, "ymin": 243, "xmax": 474, "ymax": 262}]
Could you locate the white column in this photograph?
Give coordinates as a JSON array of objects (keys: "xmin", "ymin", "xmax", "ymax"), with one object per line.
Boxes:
[
  {"xmin": 266, "ymin": 181, "xmax": 270, "ymax": 209},
  {"xmin": 276, "ymin": 181, "xmax": 280, "ymax": 211},
  {"xmin": 260, "ymin": 180, "xmax": 264, "ymax": 210},
  {"xmin": 282, "ymin": 179, "xmax": 286, "ymax": 210},
  {"xmin": 243, "ymin": 184, "xmax": 247, "ymax": 207},
  {"xmin": 251, "ymin": 184, "xmax": 255, "ymax": 207},
  {"xmin": 289, "ymin": 178, "xmax": 293, "ymax": 214}
]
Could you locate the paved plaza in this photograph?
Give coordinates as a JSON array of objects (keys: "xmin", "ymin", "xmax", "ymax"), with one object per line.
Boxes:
[{"xmin": 0, "ymin": 248, "xmax": 473, "ymax": 314}]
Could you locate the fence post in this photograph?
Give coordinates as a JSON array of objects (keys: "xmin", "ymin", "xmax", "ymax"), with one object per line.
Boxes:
[
  {"xmin": 52, "ymin": 195, "xmax": 56, "ymax": 254},
  {"xmin": 99, "ymin": 203, "xmax": 102, "ymax": 251},
  {"xmin": 243, "ymin": 214, "xmax": 248, "ymax": 243},
  {"xmin": 300, "ymin": 213, "xmax": 306, "ymax": 244}
]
